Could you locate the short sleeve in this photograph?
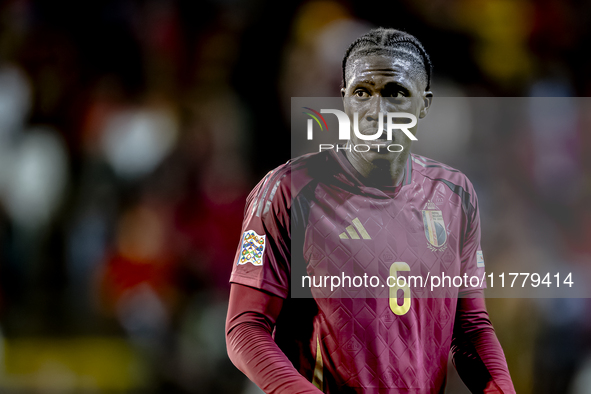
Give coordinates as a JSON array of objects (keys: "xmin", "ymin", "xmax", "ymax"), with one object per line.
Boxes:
[
  {"xmin": 459, "ymin": 182, "xmax": 487, "ymax": 294},
  {"xmin": 230, "ymin": 168, "xmax": 292, "ymax": 299}
]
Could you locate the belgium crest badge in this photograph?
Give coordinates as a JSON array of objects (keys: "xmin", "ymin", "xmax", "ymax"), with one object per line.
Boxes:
[{"xmin": 422, "ymin": 200, "xmax": 447, "ymax": 252}]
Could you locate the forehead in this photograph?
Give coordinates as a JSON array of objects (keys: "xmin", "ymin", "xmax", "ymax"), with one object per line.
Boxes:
[{"xmin": 346, "ymin": 55, "xmax": 419, "ymax": 90}]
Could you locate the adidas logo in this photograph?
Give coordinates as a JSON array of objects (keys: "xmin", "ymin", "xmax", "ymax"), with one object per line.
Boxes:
[{"xmin": 339, "ymin": 218, "xmax": 371, "ymax": 240}]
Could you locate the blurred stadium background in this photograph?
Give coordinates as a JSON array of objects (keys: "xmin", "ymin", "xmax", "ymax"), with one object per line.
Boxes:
[{"xmin": 0, "ymin": 0, "xmax": 590, "ymax": 393}]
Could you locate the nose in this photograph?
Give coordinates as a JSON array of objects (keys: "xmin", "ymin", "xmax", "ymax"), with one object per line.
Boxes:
[{"xmin": 366, "ymin": 97, "xmax": 387, "ymax": 123}]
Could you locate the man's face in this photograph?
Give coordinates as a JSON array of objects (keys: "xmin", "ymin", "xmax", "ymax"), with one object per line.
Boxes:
[{"xmin": 341, "ymin": 55, "xmax": 432, "ymax": 163}]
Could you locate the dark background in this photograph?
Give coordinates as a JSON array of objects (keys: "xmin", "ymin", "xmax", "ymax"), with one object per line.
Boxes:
[{"xmin": 0, "ymin": 0, "xmax": 590, "ymax": 392}]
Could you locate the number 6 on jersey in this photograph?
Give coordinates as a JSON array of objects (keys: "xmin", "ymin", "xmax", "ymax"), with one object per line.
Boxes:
[{"xmin": 389, "ymin": 262, "xmax": 411, "ymax": 315}]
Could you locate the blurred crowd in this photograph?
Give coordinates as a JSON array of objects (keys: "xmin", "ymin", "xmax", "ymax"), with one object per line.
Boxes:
[{"xmin": 0, "ymin": 0, "xmax": 589, "ymax": 393}]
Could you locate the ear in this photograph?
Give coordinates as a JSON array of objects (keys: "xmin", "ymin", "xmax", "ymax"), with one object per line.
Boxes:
[
  {"xmin": 419, "ymin": 91, "xmax": 433, "ymax": 119},
  {"xmin": 341, "ymin": 87, "xmax": 346, "ymax": 98}
]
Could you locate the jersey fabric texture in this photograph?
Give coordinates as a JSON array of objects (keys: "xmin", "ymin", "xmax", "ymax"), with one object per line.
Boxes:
[{"xmin": 230, "ymin": 150, "xmax": 491, "ymax": 393}]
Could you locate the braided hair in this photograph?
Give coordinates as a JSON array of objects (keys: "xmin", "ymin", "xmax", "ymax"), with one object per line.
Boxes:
[{"xmin": 342, "ymin": 28, "xmax": 432, "ymax": 90}]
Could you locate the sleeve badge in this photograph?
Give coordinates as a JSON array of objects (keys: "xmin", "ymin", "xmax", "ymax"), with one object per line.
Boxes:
[
  {"xmin": 477, "ymin": 250, "xmax": 485, "ymax": 267},
  {"xmin": 238, "ymin": 230, "xmax": 266, "ymax": 266}
]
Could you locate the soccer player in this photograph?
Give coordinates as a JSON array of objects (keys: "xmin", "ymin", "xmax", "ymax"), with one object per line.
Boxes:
[{"xmin": 226, "ymin": 28, "xmax": 515, "ymax": 393}]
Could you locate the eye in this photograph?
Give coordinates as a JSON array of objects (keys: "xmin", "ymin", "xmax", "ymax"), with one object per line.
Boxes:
[
  {"xmin": 387, "ymin": 90, "xmax": 405, "ymax": 98},
  {"xmin": 354, "ymin": 89, "xmax": 370, "ymax": 98}
]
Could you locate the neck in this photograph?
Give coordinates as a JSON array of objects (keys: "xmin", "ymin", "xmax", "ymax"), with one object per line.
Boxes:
[{"xmin": 344, "ymin": 149, "xmax": 409, "ymax": 187}]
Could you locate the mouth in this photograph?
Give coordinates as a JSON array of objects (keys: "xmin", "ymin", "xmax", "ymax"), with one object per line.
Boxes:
[{"xmin": 362, "ymin": 129, "xmax": 392, "ymax": 143}]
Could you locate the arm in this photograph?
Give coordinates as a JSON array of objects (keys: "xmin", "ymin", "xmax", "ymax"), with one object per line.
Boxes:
[
  {"xmin": 450, "ymin": 178, "xmax": 514, "ymax": 393},
  {"xmin": 226, "ymin": 283, "xmax": 323, "ymax": 394},
  {"xmin": 451, "ymin": 290, "xmax": 515, "ymax": 394}
]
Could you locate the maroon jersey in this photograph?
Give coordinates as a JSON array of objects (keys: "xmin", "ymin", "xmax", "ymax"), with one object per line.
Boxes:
[{"xmin": 231, "ymin": 150, "xmax": 486, "ymax": 393}]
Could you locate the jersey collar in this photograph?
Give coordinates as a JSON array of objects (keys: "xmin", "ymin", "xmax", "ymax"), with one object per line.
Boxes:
[{"xmin": 329, "ymin": 149, "xmax": 412, "ymax": 198}]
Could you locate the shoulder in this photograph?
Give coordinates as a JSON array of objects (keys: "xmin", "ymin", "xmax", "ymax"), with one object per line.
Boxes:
[
  {"xmin": 247, "ymin": 150, "xmax": 334, "ymax": 214},
  {"xmin": 411, "ymin": 153, "xmax": 475, "ymax": 192},
  {"xmin": 411, "ymin": 153, "xmax": 478, "ymax": 217}
]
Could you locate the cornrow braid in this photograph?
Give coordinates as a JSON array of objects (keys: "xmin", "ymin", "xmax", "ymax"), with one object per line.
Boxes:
[{"xmin": 342, "ymin": 27, "xmax": 432, "ymax": 90}]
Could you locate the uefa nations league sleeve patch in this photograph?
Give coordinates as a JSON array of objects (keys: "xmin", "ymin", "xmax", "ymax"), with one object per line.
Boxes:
[
  {"xmin": 238, "ymin": 230, "xmax": 266, "ymax": 266},
  {"xmin": 477, "ymin": 250, "xmax": 485, "ymax": 267}
]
